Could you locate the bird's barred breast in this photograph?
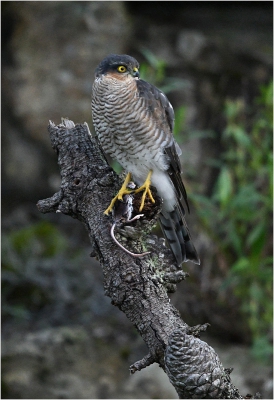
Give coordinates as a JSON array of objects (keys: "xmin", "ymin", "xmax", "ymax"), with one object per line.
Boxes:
[
  {"xmin": 92, "ymin": 75, "xmax": 170, "ymax": 176},
  {"xmin": 92, "ymin": 74, "xmax": 178, "ymax": 212}
]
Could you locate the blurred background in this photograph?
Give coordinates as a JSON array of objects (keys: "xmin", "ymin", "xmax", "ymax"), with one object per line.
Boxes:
[{"xmin": 1, "ymin": 1, "xmax": 273, "ymax": 398}]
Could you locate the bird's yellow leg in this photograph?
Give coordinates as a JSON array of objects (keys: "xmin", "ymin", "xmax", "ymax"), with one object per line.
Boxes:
[
  {"xmin": 134, "ymin": 170, "xmax": 155, "ymax": 211},
  {"xmin": 104, "ymin": 172, "xmax": 133, "ymax": 215}
]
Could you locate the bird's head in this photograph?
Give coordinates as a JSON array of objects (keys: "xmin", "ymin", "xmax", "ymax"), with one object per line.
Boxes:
[{"xmin": 94, "ymin": 54, "xmax": 140, "ymax": 79}]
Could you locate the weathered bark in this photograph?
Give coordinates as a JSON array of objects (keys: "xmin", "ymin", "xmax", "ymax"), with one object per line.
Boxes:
[{"xmin": 37, "ymin": 119, "xmax": 260, "ymax": 399}]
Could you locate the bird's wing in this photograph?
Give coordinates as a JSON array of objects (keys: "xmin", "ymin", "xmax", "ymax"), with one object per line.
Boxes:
[
  {"xmin": 136, "ymin": 79, "xmax": 189, "ymax": 214},
  {"xmin": 136, "ymin": 79, "xmax": 174, "ymax": 140},
  {"xmin": 164, "ymin": 144, "xmax": 190, "ymax": 214}
]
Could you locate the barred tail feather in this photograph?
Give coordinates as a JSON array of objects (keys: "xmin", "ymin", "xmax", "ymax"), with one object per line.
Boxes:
[{"xmin": 159, "ymin": 206, "xmax": 200, "ymax": 266}]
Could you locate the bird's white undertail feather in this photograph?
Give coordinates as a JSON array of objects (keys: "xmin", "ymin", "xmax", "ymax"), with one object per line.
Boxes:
[{"xmin": 131, "ymin": 167, "xmax": 176, "ymax": 213}]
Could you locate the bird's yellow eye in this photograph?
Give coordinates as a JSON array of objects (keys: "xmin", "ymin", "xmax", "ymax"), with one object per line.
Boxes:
[{"xmin": 117, "ymin": 65, "xmax": 127, "ymax": 73}]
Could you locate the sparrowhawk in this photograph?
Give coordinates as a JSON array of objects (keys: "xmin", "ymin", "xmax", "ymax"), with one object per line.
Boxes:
[{"xmin": 91, "ymin": 54, "xmax": 200, "ymax": 265}]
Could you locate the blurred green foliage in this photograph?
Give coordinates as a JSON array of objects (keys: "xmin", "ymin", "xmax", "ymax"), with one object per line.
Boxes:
[
  {"xmin": 3, "ymin": 221, "xmax": 68, "ymax": 263},
  {"xmin": 138, "ymin": 51, "xmax": 273, "ymax": 362},
  {"xmin": 2, "ymin": 221, "xmax": 73, "ymax": 320},
  {"xmin": 2, "ymin": 220, "xmax": 117, "ymax": 327},
  {"xmin": 191, "ymin": 81, "xmax": 273, "ymax": 362},
  {"xmin": 2, "ymin": 221, "xmax": 85, "ymax": 320},
  {"xmin": 139, "ymin": 48, "xmax": 189, "ymax": 95}
]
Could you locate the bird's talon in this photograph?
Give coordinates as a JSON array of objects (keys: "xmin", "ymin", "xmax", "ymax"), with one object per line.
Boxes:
[
  {"xmin": 104, "ymin": 172, "xmax": 133, "ymax": 215},
  {"xmin": 134, "ymin": 170, "xmax": 155, "ymax": 211},
  {"xmin": 148, "ymin": 189, "xmax": 156, "ymax": 203},
  {"xmin": 117, "ymin": 189, "xmax": 132, "ymax": 201},
  {"xmin": 104, "ymin": 202, "xmax": 115, "ymax": 215},
  {"xmin": 138, "ymin": 187, "xmax": 155, "ymax": 211},
  {"xmin": 104, "ymin": 190, "xmax": 133, "ymax": 215}
]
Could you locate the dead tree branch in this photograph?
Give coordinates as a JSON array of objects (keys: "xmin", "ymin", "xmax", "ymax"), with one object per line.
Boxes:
[{"xmin": 37, "ymin": 119, "xmax": 260, "ymax": 399}]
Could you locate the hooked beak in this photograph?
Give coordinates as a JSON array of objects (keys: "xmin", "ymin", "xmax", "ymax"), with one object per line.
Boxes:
[{"xmin": 133, "ymin": 68, "xmax": 140, "ymax": 78}]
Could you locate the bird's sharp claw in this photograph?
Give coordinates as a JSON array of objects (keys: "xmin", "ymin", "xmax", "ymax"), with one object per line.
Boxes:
[
  {"xmin": 104, "ymin": 172, "xmax": 133, "ymax": 214},
  {"xmin": 104, "ymin": 196, "xmax": 118, "ymax": 215},
  {"xmin": 117, "ymin": 189, "xmax": 133, "ymax": 201},
  {"xmin": 134, "ymin": 170, "xmax": 155, "ymax": 211},
  {"xmin": 139, "ymin": 188, "xmax": 155, "ymax": 211},
  {"xmin": 105, "ymin": 170, "xmax": 156, "ymax": 214}
]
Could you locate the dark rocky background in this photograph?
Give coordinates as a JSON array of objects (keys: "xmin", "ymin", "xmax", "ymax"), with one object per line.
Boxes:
[{"xmin": 2, "ymin": 1, "xmax": 273, "ymax": 398}]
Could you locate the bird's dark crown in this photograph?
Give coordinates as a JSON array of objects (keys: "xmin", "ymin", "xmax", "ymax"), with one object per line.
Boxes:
[{"xmin": 95, "ymin": 54, "xmax": 139, "ymax": 77}]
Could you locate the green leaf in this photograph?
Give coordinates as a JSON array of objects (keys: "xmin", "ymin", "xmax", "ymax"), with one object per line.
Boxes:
[
  {"xmin": 231, "ymin": 257, "xmax": 249, "ymax": 273},
  {"xmin": 249, "ymin": 281, "xmax": 264, "ymax": 302},
  {"xmin": 160, "ymin": 78, "xmax": 189, "ymax": 94},
  {"xmin": 226, "ymin": 220, "xmax": 242, "ymax": 255},
  {"xmin": 173, "ymin": 106, "xmax": 186, "ymax": 137},
  {"xmin": 9, "ymin": 221, "xmax": 68, "ymax": 258},
  {"xmin": 247, "ymin": 221, "xmax": 267, "ymax": 257},
  {"xmin": 185, "ymin": 130, "xmax": 217, "ymax": 141},
  {"xmin": 140, "ymin": 47, "xmax": 165, "ymax": 70},
  {"xmin": 214, "ymin": 167, "xmax": 233, "ymax": 207},
  {"xmin": 232, "ymin": 126, "xmax": 251, "ymax": 148},
  {"xmin": 111, "ymin": 160, "xmax": 123, "ymax": 174},
  {"xmin": 224, "ymin": 99, "xmax": 244, "ymax": 119},
  {"xmin": 251, "ymin": 336, "xmax": 273, "ymax": 364}
]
